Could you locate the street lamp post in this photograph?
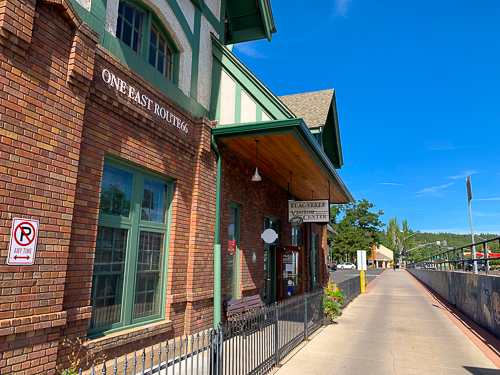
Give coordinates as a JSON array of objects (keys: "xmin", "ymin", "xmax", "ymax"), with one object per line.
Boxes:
[{"xmin": 402, "ymin": 231, "xmax": 420, "ymax": 269}]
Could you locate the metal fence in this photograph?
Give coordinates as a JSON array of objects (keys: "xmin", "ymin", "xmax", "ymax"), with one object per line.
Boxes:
[
  {"xmin": 337, "ymin": 276, "xmax": 360, "ymax": 306},
  {"xmin": 407, "ymin": 236, "xmax": 500, "ymax": 274},
  {"xmin": 82, "ymin": 290, "xmax": 325, "ymax": 375}
]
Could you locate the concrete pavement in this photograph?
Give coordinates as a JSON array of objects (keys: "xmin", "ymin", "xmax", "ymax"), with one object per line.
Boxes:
[{"xmin": 274, "ymin": 270, "xmax": 500, "ymax": 375}]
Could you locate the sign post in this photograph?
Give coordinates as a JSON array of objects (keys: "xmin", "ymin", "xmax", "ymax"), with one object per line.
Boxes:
[
  {"xmin": 357, "ymin": 250, "xmax": 367, "ymax": 294},
  {"xmin": 7, "ymin": 218, "xmax": 39, "ymax": 265}
]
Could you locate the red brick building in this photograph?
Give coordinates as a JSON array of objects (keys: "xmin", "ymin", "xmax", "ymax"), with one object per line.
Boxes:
[{"xmin": 0, "ymin": 0, "xmax": 352, "ymax": 373}]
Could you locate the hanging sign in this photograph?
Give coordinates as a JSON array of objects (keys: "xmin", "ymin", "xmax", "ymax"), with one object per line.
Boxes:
[
  {"xmin": 228, "ymin": 240, "xmax": 236, "ymax": 254},
  {"xmin": 288, "ymin": 200, "xmax": 329, "ymax": 223},
  {"xmin": 7, "ymin": 218, "xmax": 39, "ymax": 265}
]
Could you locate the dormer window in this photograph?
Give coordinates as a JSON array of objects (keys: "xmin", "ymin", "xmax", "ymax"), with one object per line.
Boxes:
[
  {"xmin": 116, "ymin": 2, "xmax": 144, "ymax": 54},
  {"xmin": 149, "ymin": 24, "xmax": 173, "ymax": 80},
  {"xmin": 116, "ymin": 0, "xmax": 176, "ymax": 82}
]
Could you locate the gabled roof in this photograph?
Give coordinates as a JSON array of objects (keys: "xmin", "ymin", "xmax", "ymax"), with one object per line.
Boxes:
[
  {"xmin": 225, "ymin": 0, "xmax": 277, "ymax": 44},
  {"xmin": 279, "ymin": 89, "xmax": 344, "ymax": 169},
  {"xmin": 279, "ymin": 89, "xmax": 335, "ymax": 129}
]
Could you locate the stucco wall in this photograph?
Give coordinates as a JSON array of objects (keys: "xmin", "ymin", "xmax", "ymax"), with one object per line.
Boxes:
[{"xmin": 408, "ymin": 269, "xmax": 500, "ymax": 339}]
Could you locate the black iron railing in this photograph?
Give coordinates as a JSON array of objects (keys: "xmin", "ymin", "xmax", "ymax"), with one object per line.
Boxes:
[
  {"xmin": 337, "ymin": 276, "xmax": 360, "ymax": 306},
  {"xmin": 407, "ymin": 236, "xmax": 500, "ymax": 274},
  {"xmin": 81, "ymin": 289, "xmax": 325, "ymax": 375}
]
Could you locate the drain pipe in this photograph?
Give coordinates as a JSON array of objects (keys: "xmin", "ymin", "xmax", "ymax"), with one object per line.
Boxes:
[
  {"xmin": 211, "ymin": 134, "xmax": 222, "ymax": 327},
  {"xmin": 310, "ymin": 222, "xmax": 314, "ymax": 291}
]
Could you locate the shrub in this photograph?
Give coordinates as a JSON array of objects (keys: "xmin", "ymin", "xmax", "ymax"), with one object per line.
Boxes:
[{"xmin": 323, "ymin": 281, "xmax": 344, "ymax": 319}]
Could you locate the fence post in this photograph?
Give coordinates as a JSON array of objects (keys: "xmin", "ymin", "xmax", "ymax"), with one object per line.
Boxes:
[
  {"xmin": 303, "ymin": 293, "xmax": 308, "ymax": 341},
  {"xmin": 274, "ymin": 302, "xmax": 280, "ymax": 365}
]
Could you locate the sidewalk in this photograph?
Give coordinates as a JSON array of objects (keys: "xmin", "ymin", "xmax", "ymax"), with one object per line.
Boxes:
[{"xmin": 274, "ymin": 270, "xmax": 500, "ymax": 375}]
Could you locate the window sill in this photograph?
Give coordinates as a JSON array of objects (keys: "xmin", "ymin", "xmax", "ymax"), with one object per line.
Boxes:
[{"xmin": 85, "ymin": 320, "xmax": 173, "ymax": 352}]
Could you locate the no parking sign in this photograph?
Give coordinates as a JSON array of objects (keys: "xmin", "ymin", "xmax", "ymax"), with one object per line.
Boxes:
[{"xmin": 7, "ymin": 218, "xmax": 39, "ymax": 265}]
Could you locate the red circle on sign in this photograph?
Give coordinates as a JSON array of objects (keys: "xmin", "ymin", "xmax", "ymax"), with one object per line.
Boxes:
[{"xmin": 14, "ymin": 222, "xmax": 36, "ymax": 246}]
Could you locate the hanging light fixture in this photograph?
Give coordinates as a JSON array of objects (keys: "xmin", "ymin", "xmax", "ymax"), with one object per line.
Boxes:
[{"xmin": 252, "ymin": 140, "xmax": 261, "ymax": 182}]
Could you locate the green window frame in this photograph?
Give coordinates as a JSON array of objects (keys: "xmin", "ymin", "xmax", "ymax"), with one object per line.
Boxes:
[
  {"xmin": 226, "ymin": 203, "xmax": 241, "ymax": 301},
  {"xmin": 116, "ymin": 0, "xmax": 177, "ymax": 82},
  {"xmin": 89, "ymin": 159, "xmax": 172, "ymax": 338}
]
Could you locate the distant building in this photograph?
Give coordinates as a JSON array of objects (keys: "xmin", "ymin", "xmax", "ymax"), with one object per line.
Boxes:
[{"xmin": 370, "ymin": 245, "xmax": 394, "ymax": 268}]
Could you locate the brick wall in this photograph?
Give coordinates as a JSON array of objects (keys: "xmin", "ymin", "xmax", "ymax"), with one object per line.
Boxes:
[{"xmin": 0, "ymin": 0, "xmax": 98, "ymax": 373}]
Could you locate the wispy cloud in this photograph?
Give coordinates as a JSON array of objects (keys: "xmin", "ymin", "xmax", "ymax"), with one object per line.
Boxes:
[
  {"xmin": 234, "ymin": 43, "xmax": 267, "ymax": 59},
  {"xmin": 415, "ymin": 182, "xmax": 455, "ymax": 196},
  {"xmin": 333, "ymin": 0, "xmax": 353, "ymax": 18},
  {"xmin": 423, "ymin": 140, "xmax": 479, "ymax": 151},
  {"xmin": 475, "ymin": 197, "xmax": 500, "ymax": 201},
  {"xmin": 449, "ymin": 170, "xmax": 477, "ymax": 180},
  {"xmin": 379, "ymin": 182, "xmax": 404, "ymax": 186}
]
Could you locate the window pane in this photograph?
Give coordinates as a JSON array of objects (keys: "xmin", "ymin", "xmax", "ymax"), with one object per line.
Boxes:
[
  {"xmin": 122, "ymin": 22, "xmax": 132, "ymax": 47},
  {"xmin": 124, "ymin": 3, "xmax": 134, "ymax": 23},
  {"xmin": 226, "ymin": 206, "xmax": 238, "ymax": 301},
  {"xmin": 134, "ymin": 231, "xmax": 163, "ymax": 319},
  {"xmin": 159, "ymin": 37, "xmax": 166, "ymax": 54},
  {"xmin": 134, "ymin": 9, "xmax": 143, "ymax": 30},
  {"xmin": 149, "ymin": 46, "xmax": 156, "ymax": 66},
  {"xmin": 116, "ymin": 15, "xmax": 123, "ymax": 39},
  {"xmin": 132, "ymin": 32, "xmax": 140, "ymax": 53},
  {"xmin": 141, "ymin": 179, "xmax": 167, "ymax": 223},
  {"xmin": 90, "ymin": 227, "xmax": 128, "ymax": 330},
  {"xmin": 100, "ymin": 165, "xmax": 133, "ymax": 217},
  {"xmin": 150, "ymin": 25, "xmax": 158, "ymax": 47},
  {"xmin": 157, "ymin": 54, "xmax": 164, "ymax": 74}
]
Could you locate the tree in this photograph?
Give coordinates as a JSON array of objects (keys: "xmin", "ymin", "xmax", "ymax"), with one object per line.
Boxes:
[{"xmin": 329, "ymin": 199, "xmax": 384, "ymax": 262}]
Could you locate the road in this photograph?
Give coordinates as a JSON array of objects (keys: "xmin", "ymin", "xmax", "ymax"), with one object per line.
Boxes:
[{"xmin": 329, "ymin": 268, "xmax": 386, "ymax": 284}]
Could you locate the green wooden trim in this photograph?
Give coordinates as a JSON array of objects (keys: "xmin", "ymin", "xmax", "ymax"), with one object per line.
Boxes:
[
  {"xmin": 234, "ymin": 86, "xmax": 241, "ymax": 124},
  {"xmin": 213, "ymin": 119, "xmax": 354, "ymax": 203},
  {"xmin": 257, "ymin": 0, "xmax": 276, "ymax": 41},
  {"xmin": 212, "ymin": 35, "xmax": 294, "ymax": 121},
  {"xmin": 210, "ymin": 58, "xmax": 222, "ymax": 120}
]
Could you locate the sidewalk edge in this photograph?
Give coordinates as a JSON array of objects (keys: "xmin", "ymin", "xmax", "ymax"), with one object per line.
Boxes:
[{"xmin": 406, "ymin": 270, "xmax": 500, "ymax": 369}]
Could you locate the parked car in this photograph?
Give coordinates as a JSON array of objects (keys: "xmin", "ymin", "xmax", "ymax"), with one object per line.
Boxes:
[{"xmin": 338, "ymin": 262, "xmax": 356, "ymax": 269}]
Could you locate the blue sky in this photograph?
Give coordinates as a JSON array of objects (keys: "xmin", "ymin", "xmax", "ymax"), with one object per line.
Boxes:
[{"xmin": 233, "ymin": 0, "xmax": 500, "ymax": 234}]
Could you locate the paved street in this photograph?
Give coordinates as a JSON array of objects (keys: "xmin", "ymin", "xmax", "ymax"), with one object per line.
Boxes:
[
  {"xmin": 275, "ymin": 270, "xmax": 500, "ymax": 375},
  {"xmin": 329, "ymin": 268, "xmax": 386, "ymax": 284}
]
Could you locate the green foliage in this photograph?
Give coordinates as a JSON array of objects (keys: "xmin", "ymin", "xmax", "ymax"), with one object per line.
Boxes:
[
  {"xmin": 323, "ymin": 281, "xmax": 344, "ymax": 319},
  {"xmin": 329, "ymin": 199, "xmax": 384, "ymax": 262}
]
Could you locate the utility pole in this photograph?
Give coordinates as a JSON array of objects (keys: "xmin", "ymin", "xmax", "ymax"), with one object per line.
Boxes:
[{"xmin": 466, "ymin": 176, "xmax": 477, "ymax": 274}]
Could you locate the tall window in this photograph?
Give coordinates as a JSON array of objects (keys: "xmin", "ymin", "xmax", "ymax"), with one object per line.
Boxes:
[
  {"xmin": 226, "ymin": 204, "xmax": 240, "ymax": 301},
  {"xmin": 292, "ymin": 227, "xmax": 302, "ymax": 247},
  {"xmin": 89, "ymin": 160, "xmax": 171, "ymax": 337},
  {"xmin": 116, "ymin": 0, "xmax": 176, "ymax": 81}
]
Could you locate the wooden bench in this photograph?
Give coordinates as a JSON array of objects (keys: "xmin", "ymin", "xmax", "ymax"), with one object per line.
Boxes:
[
  {"xmin": 243, "ymin": 295, "xmax": 264, "ymax": 312},
  {"xmin": 224, "ymin": 298, "xmax": 246, "ymax": 320}
]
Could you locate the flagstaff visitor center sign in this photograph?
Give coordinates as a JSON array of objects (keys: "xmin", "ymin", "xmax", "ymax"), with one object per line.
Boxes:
[{"xmin": 288, "ymin": 200, "xmax": 330, "ymax": 223}]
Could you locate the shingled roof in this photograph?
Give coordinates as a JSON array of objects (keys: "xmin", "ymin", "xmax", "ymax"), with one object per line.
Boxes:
[{"xmin": 278, "ymin": 89, "xmax": 335, "ymax": 129}]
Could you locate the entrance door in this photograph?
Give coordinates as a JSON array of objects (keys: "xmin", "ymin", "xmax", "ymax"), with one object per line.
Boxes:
[
  {"xmin": 277, "ymin": 246, "xmax": 302, "ymax": 300},
  {"xmin": 263, "ymin": 246, "xmax": 276, "ymax": 304}
]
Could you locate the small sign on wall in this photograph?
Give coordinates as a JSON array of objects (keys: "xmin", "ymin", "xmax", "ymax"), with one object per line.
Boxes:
[
  {"xmin": 228, "ymin": 240, "xmax": 236, "ymax": 254},
  {"xmin": 7, "ymin": 218, "xmax": 39, "ymax": 265},
  {"xmin": 252, "ymin": 251, "xmax": 256, "ymax": 263}
]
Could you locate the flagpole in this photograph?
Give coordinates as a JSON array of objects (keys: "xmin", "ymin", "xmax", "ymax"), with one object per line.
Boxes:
[{"xmin": 466, "ymin": 176, "xmax": 477, "ymax": 274}]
